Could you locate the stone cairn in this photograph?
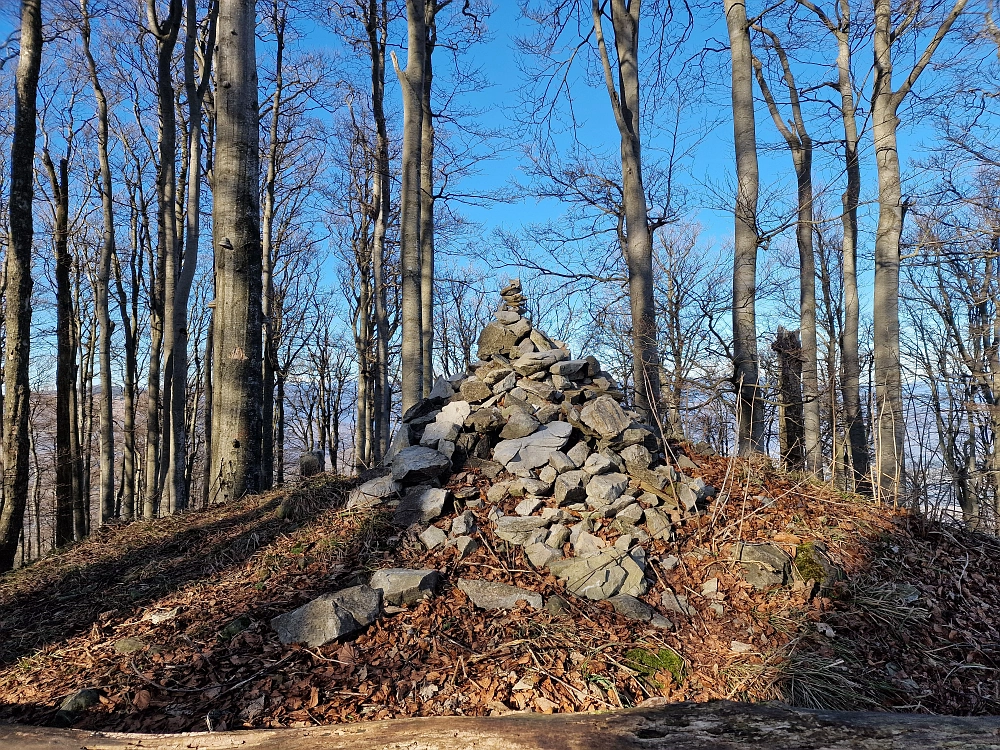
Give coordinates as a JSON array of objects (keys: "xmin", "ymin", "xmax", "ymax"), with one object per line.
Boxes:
[{"xmin": 348, "ymin": 279, "xmax": 718, "ymax": 612}]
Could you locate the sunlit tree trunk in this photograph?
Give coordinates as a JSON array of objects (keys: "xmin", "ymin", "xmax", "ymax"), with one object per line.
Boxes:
[
  {"xmin": 209, "ymin": 0, "xmax": 263, "ymax": 503},
  {"xmin": 725, "ymin": 0, "xmax": 763, "ymax": 454},
  {"xmin": 0, "ymin": 0, "xmax": 42, "ymax": 572}
]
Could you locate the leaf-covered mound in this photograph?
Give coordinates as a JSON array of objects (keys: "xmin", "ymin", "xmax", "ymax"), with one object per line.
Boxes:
[{"xmin": 0, "ymin": 455, "xmax": 997, "ymax": 733}]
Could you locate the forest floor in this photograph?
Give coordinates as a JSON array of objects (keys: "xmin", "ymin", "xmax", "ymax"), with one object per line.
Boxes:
[{"xmin": 1, "ymin": 452, "xmax": 999, "ymax": 733}]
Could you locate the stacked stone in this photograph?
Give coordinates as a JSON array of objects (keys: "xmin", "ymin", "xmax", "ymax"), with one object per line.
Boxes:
[{"xmin": 350, "ymin": 280, "xmax": 716, "ymax": 609}]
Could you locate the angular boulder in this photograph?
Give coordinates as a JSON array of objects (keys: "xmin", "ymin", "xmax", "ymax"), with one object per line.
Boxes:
[
  {"xmin": 370, "ymin": 569, "xmax": 441, "ymax": 606},
  {"xmin": 270, "ymin": 585, "xmax": 382, "ymax": 647},
  {"xmin": 457, "ymin": 579, "xmax": 543, "ymax": 610},
  {"xmin": 391, "ymin": 446, "xmax": 451, "ymax": 483}
]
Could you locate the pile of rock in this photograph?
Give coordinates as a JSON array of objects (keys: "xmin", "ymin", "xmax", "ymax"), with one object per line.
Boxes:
[{"xmin": 349, "ymin": 280, "xmax": 717, "ymax": 609}]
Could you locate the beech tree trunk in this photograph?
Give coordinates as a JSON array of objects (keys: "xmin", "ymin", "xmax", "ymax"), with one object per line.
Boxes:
[
  {"xmin": 81, "ymin": 0, "xmax": 117, "ymax": 524},
  {"xmin": 871, "ymin": 0, "xmax": 967, "ymax": 502},
  {"xmin": 591, "ymin": 0, "xmax": 661, "ymax": 424},
  {"xmin": 0, "ymin": 0, "xmax": 42, "ymax": 572},
  {"xmin": 209, "ymin": 0, "xmax": 263, "ymax": 504},
  {"xmin": 394, "ymin": 0, "xmax": 426, "ymax": 414},
  {"xmin": 773, "ymin": 327, "xmax": 805, "ymax": 470},
  {"xmin": 752, "ymin": 29, "xmax": 820, "ymax": 473},
  {"xmin": 145, "ymin": 0, "xmax": 183, "ymax": 518},
  {"xmin": 725, "ymin": 0, "xmax": 763, "ymax": 454},
  {"xmin": 419, "ymin": 0, "xmax": 437, "ymax": 396}
]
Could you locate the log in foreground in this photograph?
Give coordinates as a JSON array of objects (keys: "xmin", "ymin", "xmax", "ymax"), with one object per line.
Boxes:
[{"xmin": 3, "ymin": 701, "xmax": 1000, "ymax": 750}]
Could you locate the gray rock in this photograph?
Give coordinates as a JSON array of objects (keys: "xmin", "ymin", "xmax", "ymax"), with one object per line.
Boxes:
[
  {"xmin": 677, "ymin": 454, "xmax": 700, "ymax": 471},
  {"xmin": 454, "ymin": 535, "xmax": 480, "ymax": 559},
  {"xmin": 616, "ymin": 503, "xmax": 644, "ymax": 526},
  {"xmin": 553, "ymin": 470, "xmax": 588, "ymax": 505},
  {"xmin": 391, "ymin": 446, "xmax": 451, "ymax": 483},
  {"xmin": 486, "ymin": 481, "xmax": 514, "ymax": 503},
  {"xmin": 515, "ymin": 497, "xmax": 544, "ymax": 516},
  {"xmin": 370, "ymin": 569, "xmax": 441, "ymax": 606},
  {"xmin": 549, "ymin": 451, "xmax": 576, "ymax": 474},
  {"xmin": 516, "ymin": 338, "xmax": 537, "ymax": 356},
  {"xmin": 347, "ymin": 474, "xmax": 402, "ymax": 509},
  {"xmin": 619, "ymin": 444, "xmax": 653, "ymax": 472},
  {"xmin": 438, "ymin": 399, "xmax": 472, "ymax": 426},
  {"xmin": 428, "ymin": 376, "xmax": 455, "ymax": 401},
  {"xmin": 521, "ymin": 478, "xmax": 552, "ymax": 496},
  {"xmin": 420, "ymin": 420, "xmax": 460, "ymax": 447},
  {"xmin": 520, "ymin": 379, "xmax": 560, "ymax": 404},
  {"xmin": 299, "ymin": 450, "xmax": 325, "ymax": 477},
  {"xmin": 737, "ymin": 542, "xmax": 792, "ymax": 580},
  {"xmin": 539, "ymin": 465, "xmax": 558, "ymax": 484},
  {"xmin": 477, "ymin": 360, "xmax": 514, "ymax": 386},
  {"xmin": 566, "ymin": 442, "xmax": 591, "ymax": 468},
  {"xmin": 586, "ymin": 472, "xmax": 629, "ymax": 505},
  {"xmin": 579, "ymin": 396, "xmax": 631, "ymax": 438},
  {"xmin": 493, "ymin": 421, "xmax": 572, "ymax": 467},
  {"xmin": 451, "ymin": 510, "xmax": 477, "ymax": 536},
  {"xmin": 466, "ymin": 407, "xmax": 503, "ymax": 433},
  {"xmin": 609, "ymin": 594, "xmax": 654, "ymax": 622},
  {"xmin": 573, "ymin": 531, "xmax": 606, "ymax": 558},
  {"xmin": 550, "ymin": 547, "xmax": 647, "ymax": 601},
  {"xmin": 509, "ymin": 317, "xmax": 532, "ymax": 338},
  {"xmin": 643, "ymin": 507, "xmax": 673, "ymax": 540},
  {"xmin": 547, "ymin": 523, "xmax": 570, "ymax": 548},
  {"xmin": 525, "ymin": 542, "xmax": 562, "ymax": 569},
  {"xmin": 552, "ymin": 373, "xmax": 573, "ymax": 390},
  {"xmin": 419, "ymin": 525, "xmax": 448, "ymax": 550},
  {"xmin": 500, "ymin": 411, "xmax": 541, "ymax": 439},
  {"xmin": 511, "ymin": 349, "xmax": 568, "ymax": 376},
  {"xmin": 59, "ymin": 688, "xmax": 103, "ymax": 713},
  {"xmin": 496, "ymin": 309, "xmax": 521, "ymax": 324},
  {"xmin": 660, "ymin": 555, "xmax": 680, "ymax": 571},
  {"xmin": 583, "ymin": 452, "xmax": 615, "ymax": 475},
  {"xmin": 460, "ymin": 378, "xmax": 494, "ymax": 402},
  {"xmin": 550, "ymin": 359, "xmax": 588, "ymax": 377},
  {"xmin": 495, "ymin": 515, "xmax": 551, "ymax": 544},
  {"xmin": 492, "ymin": 371, "xmax": 518, "ymax": 394},
  {"xmin": 477, "ymin": 321, "xmax": 518, "ymax": 359},
  {"xmin": 271, "ymin": 585, "xmax": 382, "ymax": 647},
  {"xmin": 457, "ymin": 578, "xmax": 543, "ymax": 610},
  {"xmin": 529, "ymin": 328, "xmax": 554, "ymax": 350},
  {"xmin": 387, "ymin": 424, "xmax": 412, "ymax": 460},
  {"xmin": 660, "ymin": 590, "xmax": 696, "ymax": 616},
  {"xmin": 402, "ymin": 398, "xmax": 441, "ymax": 424},
  {"xmin": 393, "ymin": 486, "xmax": 448, "ymax": 527}
]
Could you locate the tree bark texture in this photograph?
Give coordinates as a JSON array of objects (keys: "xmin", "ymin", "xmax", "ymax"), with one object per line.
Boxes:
[
  {"xmin": 419, "ymin": 0, "xmax": 437, "ymax": 397},
  {"xmin": 773, "ymin": 327, "xmax": 805, "ymax": 470},
  {"xmin": 4, "ymin": 701, "xmax": 1000, "ymax": 750},
  {"xmin": 592, "ymin": 0, "xmax": 662, "ymax": 424},
  {"xmin": 395, "ymin": 0, "xmax": 426, "ymax": 414},
  {"xmin": 725, "ymin": 0, "xmax": 764, "ymax": 455},
  {"xmin": 871, "ymin": 0, "xmax": 967, "ymax": 503},
  {"xmin": 752, "ymin": 31, "xmax": 820, "ymax": 473},
  {"xmin": 209, "ymin": 0, "xmax": 263, "ymax": 504},
  {"xmin": 0, "ymin": 0, "xmax": 42, "ymax": 572},
  {"xmin": 81, "ymin": 0, "xmax": 117, "ymax": 524}
]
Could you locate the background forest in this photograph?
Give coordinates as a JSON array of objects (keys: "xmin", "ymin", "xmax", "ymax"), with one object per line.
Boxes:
[{"xmin": 1, "ymin": 0, "xmax": 999, "ymax": 571}]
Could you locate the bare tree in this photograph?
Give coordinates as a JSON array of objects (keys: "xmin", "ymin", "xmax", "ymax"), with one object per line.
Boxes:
[
  {"xmin": 870, "ymin": 0, "xmax": 968, "ymax": 502},
  {"xmin": 209, "ymin": 0, "xmax": 263, "ymax": 503},
  {"xmin": 724, "ymin": 0, "xmax": 764, "ymax": 455}
]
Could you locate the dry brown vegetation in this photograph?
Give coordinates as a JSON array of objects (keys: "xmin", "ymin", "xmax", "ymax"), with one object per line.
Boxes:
[{"xmin": 1, "ymin": 454, "xmax": 997, "ymax": 733}]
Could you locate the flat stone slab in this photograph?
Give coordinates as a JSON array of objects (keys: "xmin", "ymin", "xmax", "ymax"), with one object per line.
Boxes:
[
  {"xmin": 494, "ymin": 421, "xmax": 573, "ymax": 467},
  {"xmin": 579, "ymin": 396, "xmax": 631, "ymax": 438},
  {"xmin": 270, "ymin": 585, "xmax": 382, "ymax": 647},
  {"xmin": 457, "ymin": 578, "xmax": 543, "ymax": 610},
  {"xmin": 347, "ymin": 474, "xmax": 402, "ymax": 509},
  {"xmin": 391, "ymin": 446, "xmax": 451, "ymax": 483},
  {"xmin": 370, "ymin": 569, "xmax": 441, "ymax": 606}
]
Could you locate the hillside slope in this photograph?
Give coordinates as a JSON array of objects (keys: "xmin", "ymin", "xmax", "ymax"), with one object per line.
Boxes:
[{"xmin": 0, "ymin": 456, "xmax": 997, "ymax": 733}]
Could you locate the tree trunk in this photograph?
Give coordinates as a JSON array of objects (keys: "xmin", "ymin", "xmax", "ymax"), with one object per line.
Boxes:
[
  {"xmin": 419, "ymin": 0, "xmax": 437, "ymax": 396},
  {"xmin": 201, "ymin": 309, "xmax": 213, "ymax": 508},
  {"xmin": 725, "ymin": 0, "xmax": 763, "ymax": 454},
  {"xmin": 42, "ymin": 147, "xmax": 76, "ymax": 545},
  {"xmin": 0, "ymin": 0, "xmax": 42, "ymax": 572},
  {"xmin": 394, "ymin": 0, "xmax": 426, "ymax": 414},
  {"xmin": 80, "ymin": 0, "xmax": 117, "ymax": 524},
  {"xmin": 368, "ymin": 0, "xmax": 391, "ymax": 462},
  {"xmin": 834, "ymin": 17, "xmax": 871, "ymax": 494},
  {"xmin": 210, "ymin": 0, "xmax": 263, "ymax": 504},
  {"xmin": 275, "ymin": 375, "xmax": 285, "ymax": 486},
  {"xmin": 260, "ymin": 0, "xmax": 284, "ymax": 491},
  {"xmin": 773, "ymin": 328, "xmax": 805, "ymax": 470}
]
